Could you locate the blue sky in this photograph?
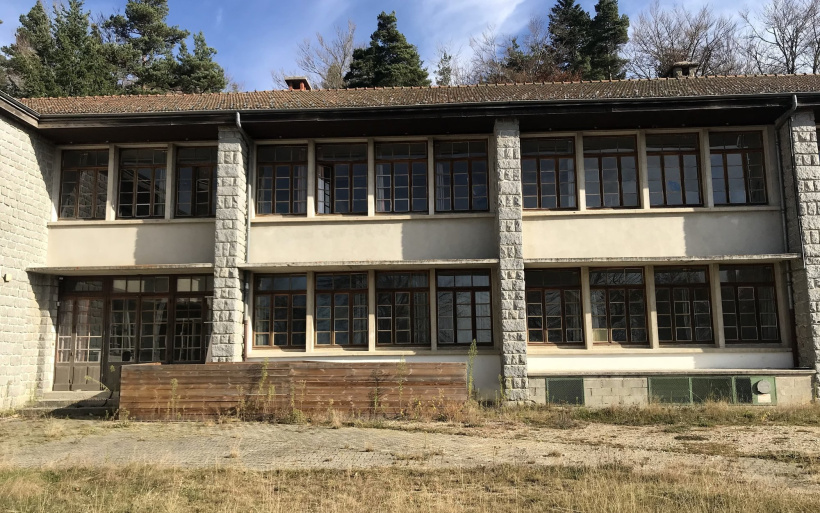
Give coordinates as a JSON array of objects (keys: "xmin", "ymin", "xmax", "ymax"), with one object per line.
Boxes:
[{"xmin": 0, "ymin": 0, "xmax": 737, "ymax": 91}]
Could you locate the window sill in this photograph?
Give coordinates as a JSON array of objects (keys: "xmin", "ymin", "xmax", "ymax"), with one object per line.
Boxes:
[
  {"xmin": 522, "ymin": 205, "xmax": 780, "ymax": 218},
  {"xmin": 251, "ymin": 212, "xmax": 495, "ymax": 224},
  {"xmin": 48, "ymin": 218, "xmax": 216, "ymax": 226}
]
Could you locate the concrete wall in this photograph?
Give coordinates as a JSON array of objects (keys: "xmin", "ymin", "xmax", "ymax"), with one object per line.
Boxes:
[
  {"xmin": 528, "ymin": 351, "xmax": 795, "ymax": 373},
  {"xmin": 46, "ymin": 221, "xmax": 215, "ymax": 267},
  {"xmin": 523, "ymin": 210, "xmax": 784, "ymax": 259},
  {"xmin": 775, "ymin": 375, "xmax": 814, "ymax": 405},
  {"xmin": 249, "ymin": 216, "xmax": 496, "ymax": 263},
  {"xmin": 0, "ymin": 115, "xmax": 57, "ymax": 409}
]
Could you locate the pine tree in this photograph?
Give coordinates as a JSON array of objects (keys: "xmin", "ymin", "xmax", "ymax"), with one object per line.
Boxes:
[
  {"xmin": 435, "ymin": 51, "xmax": 453, "ymax": 86},
  {"xmin": 548, "ymin": 0, "xmax": 591, "ymax": 75},
  {"xmin": 174, "ymin": 32, "xmax": 227, "ymax": 93},
  {"xmin": 585, "ymin": 0, "xmax": 629, "ymax": 80},
  {"xmin": 1, "ymin": 1, "xmax": 57, "ymax": 97},
  {"xmin": 345, "ymin": 11, "xmax": 430, "ymax": 88}
]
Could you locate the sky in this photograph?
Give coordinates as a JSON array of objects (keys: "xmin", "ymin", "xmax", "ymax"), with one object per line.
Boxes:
[{"xmin": 0, "ymin": 0, "xmax": 744, "ymax": 91}]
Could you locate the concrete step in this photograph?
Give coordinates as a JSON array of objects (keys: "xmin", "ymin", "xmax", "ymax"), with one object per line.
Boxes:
[
  {"xmin": 34, "ymin": 391, "xmax": 118, "ymax": 408},
  {"xmin": 19, "ymin": 406, "xmax": 117, "ymax": 419}
]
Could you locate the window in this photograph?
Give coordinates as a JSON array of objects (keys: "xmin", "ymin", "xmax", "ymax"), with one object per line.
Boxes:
[
  {"xmin": 436, "ymin": 270, "xmax": 492, "ymax": 346},
  {"xmin": 173, "ymin": 276, "xmax": 213, "ymax": 363},
  {"xmin": 254, "ymin": 274, "xmax": 307, "ymax": 348},
  {"xmin": 376, "ymin": 272, "xmax": 430, "ymax": 346},
  {"xmin": 376, "ymin": 142, "xmax": 428, "ymax": 213},
  {"xmin": 257, "ymin": 145, "xmax": 307, "ymax": 215},
  {"xmin": 435, "ymin": 141, "xmax": 489, "ymax": 212},
  {"xmin": 59, "ymin": 150, "xmax": 109, "ymax": 220},
  {"xmin": 316, "ymin": 144, "xmax": 367, "ymax": 214},
  {"xmin": 709, "ymin": 132, "xmax": 767, "ymax": 205},
  {"xmin": 175, "ymin": 147, "xmax": 217, "ymax": 217},
  {"xmin": 110, "ymin": 276, "xmax": 171, "ymax": 363},
  {"xmin": 118, "ymin": 148, "xmax": 167, "ymax": 218},
  {"xmin": 654, "ymin": 267, "xmax": 712, "ymax": 344},
  {"xmin": 525, "ymin": 269, "xmax": 583, "ymax": 345},
  {"xmin": 521, "ymin": 138, "xmax": 576, "ymax": 209},
  {"xmin": 720, "ymin": 265, "xmax": 779, "ymax": 343},
  {"xmin": 584, "ymin": 136, "xmax": 639, "ymax": 208},
  {"xmin": 315, "ymin": 273, "xmax": 368, "ymax": 346},
  {"xmin": 646, "ymin": 134, "xmax": 702, "ymax": 207},
  {"xmin": 589, "ymin": 268, "xmax": 647, "ymax": 344}
]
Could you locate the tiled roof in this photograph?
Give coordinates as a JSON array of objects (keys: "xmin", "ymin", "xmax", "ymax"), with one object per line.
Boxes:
[{"xmin": 18, "ymin": 74, "xmax": 820, "ymax": 116}]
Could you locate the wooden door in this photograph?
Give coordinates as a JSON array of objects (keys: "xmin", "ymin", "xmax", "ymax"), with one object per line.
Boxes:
[{"xmin": 53, "ymin": 299, "xmax": 104, "ymax": 391}]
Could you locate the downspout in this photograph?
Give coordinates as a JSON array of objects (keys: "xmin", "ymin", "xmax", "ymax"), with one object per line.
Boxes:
[
  {"xmin": 236, "ymin": 111, "xmax": 252, "ymax": 362},
  {"xmin": 774, "ymin": 95, "xmax": 802, "ymax": 368}
]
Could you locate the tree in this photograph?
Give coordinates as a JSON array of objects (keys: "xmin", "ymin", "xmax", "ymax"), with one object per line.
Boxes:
[
  {"xmin": 295, "ymin": 20, "xmax": 356, "ymax": 89},
  {"xmin": 548, "ymin": 0, "xmax": 591, "ymax": 75},
  {"xmin": 435, "ymin": 50, "xmax": 453, "ymax": 85},
  {"xmin": 626, "ymin": 1, "xmax": 745, "ymax": 78},
  {"xmin": 1, "ymin": 1, "xmax": 57, "ymax": 97},
  {"xmin": 740, "ymin": 0, "xmax": 820, "ymax": 74},
  {"xmin": 174, "ymin": 32, "xmax": 227, "ymax": 93},
  {"xmin": 344, "ymin": 11, "xmax": 430, "ymax": 88},
  {"xmin": 585, "ymin": 0, "xmax": 629, "ymax": 80}
]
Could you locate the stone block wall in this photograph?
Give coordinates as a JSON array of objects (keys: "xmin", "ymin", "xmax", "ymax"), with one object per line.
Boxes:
[
  {"xmin": 775, "ymin": 375, "xmax": 814, "ymax": 405},
  {"xmin": 0, "ymin": 115, "xmax": 57, "ymax": 409},
  {"xmin": 583, "ymin": 378, "xmax": 649, "ymax": 407},
  {"xmin": 493, "ymin": 119, "xmax": 528, "ymax": 402},
  {"xmin": 210, "ymin": 126, "xmax": 249, "ymax": 362},
  {"xmin": 779, "ymin": 109, "xmax": 820, "ymax": 398}
]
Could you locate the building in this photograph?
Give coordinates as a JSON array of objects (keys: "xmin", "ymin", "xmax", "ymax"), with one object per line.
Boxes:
[{"xmin": 1, "ymin": 74, "xmax": 819, "ymax": 410}]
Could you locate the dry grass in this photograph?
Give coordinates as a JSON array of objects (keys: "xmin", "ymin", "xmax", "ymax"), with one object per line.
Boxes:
[{"xmin": 0, "ymin": 463, "xmax": 817, "ymax": 512}]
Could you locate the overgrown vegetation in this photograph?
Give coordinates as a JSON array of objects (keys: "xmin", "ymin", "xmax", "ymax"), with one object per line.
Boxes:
[{"xmin": 0, "ymin": 463, "xmax": 817, "ymax": 512}]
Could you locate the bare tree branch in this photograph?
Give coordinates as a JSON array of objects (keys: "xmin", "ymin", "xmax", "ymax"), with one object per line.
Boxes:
[{"xmin": 293, "ymin": 20, "xmax": 356, "ymax": 89}]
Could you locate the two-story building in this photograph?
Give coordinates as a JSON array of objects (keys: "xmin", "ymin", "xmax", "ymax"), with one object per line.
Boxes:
[{"xmin": 1, "ymin": 71, "xmax": 819, "ymax": 409}]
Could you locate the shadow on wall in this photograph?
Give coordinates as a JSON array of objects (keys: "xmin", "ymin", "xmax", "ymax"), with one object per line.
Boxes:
[
  {"xmin": 399, "ymin": 217, "xmax": 497, "ymax": 261},
  {"xmin": 29, "ymin": 271, "xmax": 58, "ymax": 395}
]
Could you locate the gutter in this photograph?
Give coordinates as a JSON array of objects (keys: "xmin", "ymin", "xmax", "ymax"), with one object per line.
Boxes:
[{"xmin": 0, "ymin": 90, "xmax": 40, "ymax": 128}]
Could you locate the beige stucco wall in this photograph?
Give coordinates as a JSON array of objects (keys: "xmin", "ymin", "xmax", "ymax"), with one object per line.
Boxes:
[
  {"xmin": 523, "ymin": 209, "xmax": 784, "ymax": 259},
  {"xmin": 249, "ymin": 216, "xmax": 497, "ymax": 263},
  {"xmin": 46, "ymin": 221, "xmax": 215, "ymax": 267},
  {"xmin": 527, "ymin": 350, "xmax": 795, "ymax": 373}
]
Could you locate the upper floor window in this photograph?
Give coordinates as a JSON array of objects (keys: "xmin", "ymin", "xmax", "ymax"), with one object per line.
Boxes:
[
  {"xmin": 589, "ymin": 267, "xmax": 647, "ymax": 345},
  {"xmin": 117, "ymin": 148, "xmax": 167, "ymax": 218},
  {"xmin": 376, "ymin": 272, "xmax": 430, "ymax": 346},
  {"xmin": 175, "ymin": 147, "xmax": 217, "ymax": 218},
  {"xmin": 646, "ymin": 134, "xmax": 702, "ymax": 207},
  {"xmin": 257, "ymin": 145, "xmax": 307, "ymax": 215},
  {"xmin": 435, "ymin": 141, "xmax": 489, "ymax": 212},
  {"xmin": 254, "ymin": 274, "xmax": 307, "ymax": 348},
  {"xmin": 521, "ymin": 138, "xmax": 576, "ymax": 210},
  {"xmin": 709, "ymin": 132, "xmax": 767, "ymax": 205},
  {"xmin": 584, "ymin": 136, "xmax": 639, "ymax": 209},
  {"xmin": 719, "ymin": 265, "xmax": 779, "ymax": 343},
  {"xmin": 654, "ymin": 267, "xmax": 712, "ymax": 344},
  {"xmin": 316, "ymin": 144, "xmax": 367, "ymax": 214},
  {"xmin": 376, "ymin": 142, "xmax": 428, "ymax": 213},
  {"xmin": 436, "ymin": 270, "xmax": 492, "ymax": 346},
  {"xmin": 59, "ymin": 150, "xmax": 109, "ymax": 220},
  {"xmin": 315, "ymin": 273, "xmax": 368, "ymax": 346},
  {"xmin": 525, "ymin": 269, "xmax": 583, "ymax": 345}
]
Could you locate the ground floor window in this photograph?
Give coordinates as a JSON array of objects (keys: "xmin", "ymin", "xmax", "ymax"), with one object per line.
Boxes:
[
  {"xmin": 654, "ymin": 267, "xmax": 713, "ymax": 344},
  {"xmin": 253, "ymin": 274, "xmax": 307, "ymax": 348},
  {"xmin": 315, "ymin": 273, "xmax": 368, "ymax": 346},
  {"xmin": 376, "ymin": 272, "xmax": 430, "ymax": 346},
  {"xmin": 720, "ymin": 265, "xmax": 779, "ymax": 343},
  {"xmin": 589, "ymin": 268, "xmax": 648, "ymax": 345},
  {"xmin": 436, "ymin": 270, "xmax": 492, "ymax": 346},
  {"xmin": 525, "ymin": 269, "xmax": 584, "ymax": 345}
]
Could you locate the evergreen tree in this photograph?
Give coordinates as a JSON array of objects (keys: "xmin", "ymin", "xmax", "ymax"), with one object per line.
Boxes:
[
  {"xmin": 1, "ymin": 1, "xmax": 57, "ymax": 97},
  {"xmin": 345, "ymin": 11, "xmax": 430, "ymax": 88},
  {"xmin": 435, "ymin": 50, "xmax": 453, "ymax": 86},
  {"xmin": 174, "ymin": 32, "xmax": 227, "ymax": 93},
  {"xmin": 585, "ymin": 0, "xmax": 629, "ymax": 80},
  {"xmin": 548, "ymin": 0, "xmax": 591, "ymax": 75}
]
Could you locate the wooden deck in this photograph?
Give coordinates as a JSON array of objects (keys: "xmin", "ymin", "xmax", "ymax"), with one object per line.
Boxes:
[{"xmin": 119, "ymin": 361, "xmax": 468, "ymax": 420}]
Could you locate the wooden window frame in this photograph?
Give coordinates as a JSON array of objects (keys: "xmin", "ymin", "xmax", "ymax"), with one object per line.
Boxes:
[
  {"xmin": 435, "ymin": 270, "xmax": 493, "ymax": 347},
  {"xmin": 719, "ymin": 265, "xmax": 780, "ymax": 344},
  {"xmin": 375, "ymin": 272, "xmax": 431, "ymax": 347},
  {"xmin": 58, "ymin": 150, "xmax": 109, "ymax": 220},
  {"xmin": 375, "ymin": 142, "xmax": 429, "ymax": 214},
  {"xmin": 316, "ymin": 144, "xmax": 368, "ymax": 215},
  {"xmin": 434, "ymin": 140, "xmax": 489, "ymax": 213},
  {"xmin": 646, "ymin": 134, "xmax": 703, "ymax": 207},
  {"xmin": 589, "ymin": 267, "xmax": 648, "ymax": 345},
  {"xmin": 256, "ymin": 146, "xmax": 308, "ymax": 216},
  {"xmin": 654, "ymin": 266, "xmax": 713, "ymax": 345},
  {"xmin": 583, "ymin": 136, "xmax": 640, "ymax": 209},
  {"xmin": 175, "ymin": 148, "xmax": 217, "ymax": 218},
  {"xmin": 709, "ymin": 131, "xmax": 768, "ymax": 206},
  {"xmin": 314, "ymin": 272, "xmax": 369, "ymax": 347},
  {"xmin": 521, "ymin": 138, "xmax": 577, "ymax": 210},
  {"xmin": 117, "ymin": 149, "xmax": 168, "ymax": 219},
  {"xmin": 525, "ymin": 269, "xmax": 584, "ymax": 346},
  {"xmin": 253, "ymin": 274, "xmax": 307, "ymax": 349}
]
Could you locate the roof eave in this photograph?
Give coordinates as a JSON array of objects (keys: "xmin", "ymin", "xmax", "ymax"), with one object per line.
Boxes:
[{"xmin": 0, "ymin": 90, "xmax": 40, "ymax": 128}]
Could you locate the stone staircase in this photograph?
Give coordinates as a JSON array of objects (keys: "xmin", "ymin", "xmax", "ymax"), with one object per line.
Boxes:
[{"xmin": 21, "ymin": 390, "xmax": 119, "ymax": 418}]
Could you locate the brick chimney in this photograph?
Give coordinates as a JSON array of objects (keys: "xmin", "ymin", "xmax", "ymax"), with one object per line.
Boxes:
[
  {"xmin": 664, "ymin": 61, "xmax": 699, "ymax": 78},
  {"xmin": 285, "ymin": 76, "xmax": 312, "ymax": 91}
]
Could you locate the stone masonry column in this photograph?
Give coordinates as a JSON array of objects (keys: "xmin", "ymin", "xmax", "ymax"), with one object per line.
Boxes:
[
  {"xmin": 780, "ymin": 109, "xmax": 820, "ymax": 398},
  {"xmin": 210, "ymin": 125, "xmax": 249, "ymax": 362},
  {"xmin": 493, "ymin": 118, "xmax": 528, "ymax": 403}
]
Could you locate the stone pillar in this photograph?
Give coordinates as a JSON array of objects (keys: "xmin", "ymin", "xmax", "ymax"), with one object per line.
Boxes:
[
  {"xmin": 210, "ymin": 126, "xmax": 249, "ymax": 362},
  {"xmin": 780, "ymin": 109, "xmax": 820, "ymax": 398},
  {"xmin": 493, "ymin": 118, "xmax": 528, "ymax": 403}
]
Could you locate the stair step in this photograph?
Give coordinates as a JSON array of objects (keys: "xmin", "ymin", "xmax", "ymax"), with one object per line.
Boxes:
[{"xmin": 19, "ymin": 406, "xmax": 117, "ymax": 419}]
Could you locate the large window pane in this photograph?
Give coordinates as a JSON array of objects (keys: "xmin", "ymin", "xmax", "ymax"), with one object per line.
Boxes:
[
  {"xmin": 646, "ymin": 134, "xmax": 701, "ymax": 207},
  {"xmin": 118, "ymin": 149, "xmax": 167, "ymax": 218},
  {"xmin": 709, "ymin": 132, "xmax": 767, "ymax": 205},
  {"xmin": 654, "ymin": 267, "xmax": 712, "ymax": 344},
  {"xmin": 719, "ymin": 265, "xmax": 779, "ymax": 343},
  {"xmin": 254, "ymin": 274, "xmax": 307, "ymax": 348},
  {"xmin": 316, "ymin": 144, "xmax": 367, "ymax": 214},
  {"xmin": 434, "ymin": 141, "xmax": 489, "ymax": 212},
  {"xmin": 376, "ymin": 272, "xmax": 430, "ymax": 345},
  {"xmin": 59, "ymin": 150, "xmax": 109, "ymax": 220},
  {"xmin": 589, "ymin": 268, "xmax": 647, "ymax": 345},
  {"xmin": 376, "ymin": 142, "xmax": 428, "ymax": 213},
  {"xmin": 315, "ymin": 273, "xmax": 368, "ymax": 346},
  {"xmin": 525, "ymin": 269, "xmax": 583, "ymax": 345},
  {"xmin": 521, "ymin": 138, "xmax": 576, "ymax": 210},
  {"xmin": 176, "ymin": 147, "xmax": 217, "ymax": 218},
  {"xmin": 583, "ymin": 136, "xmax": 639, "ymax": 209},
  {"xmin": 436, "ymin": 270, "xmax": 492, "ymax": 345}
]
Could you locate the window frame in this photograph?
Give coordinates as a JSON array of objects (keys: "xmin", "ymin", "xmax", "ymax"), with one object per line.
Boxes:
[
  {"xmin": 583, "ymin": 135, "xmax": 640, "ymax": 209},
  {"xmin": 709, "ymin": 131, "xmax": 768, "ymax": 206},
  {"xmin": 256, "ymin": 145, "xmax": 308, "ymax": 216},
  {"xmin": 174, "ymin": 147, "xmax": 217, "ymax": 218},
  {"xmin": 645, "ymin": 133, "xmax": 703, "ymax": 207},
  {"xmin": 434, "ymin": 140, "xmax": 490, "ymax": 213},
  {"xmin": 253, "ymin": 274, "xmax": 307, "ymax": 349},
  {"xmin": 314, "ymin": 272, "xmax": 369, "ymax": 347},
  {"xmin": 525, "ymin": 268, "xmax": 584, "ymax": 346},
  {"xmin": 521, "ymin": 137, "xmax": 577, "ymax": 210},
  {"xmin": 375, "ymin": 142, "xmax": 429, "ymax": 214},
  {"xmin": 375, "ymin": 271, "xmax": 431, "ymax": 347},
  {"xmin": 653, "ymin": 266, "xmax": 714, "ymax": 345},
  {"xmin": 58, "ymin": 149, "xmax": 109, "ymax": 220},
  {"xmin": 719, "ymin": 264, "xmax": 780, "ymax": 344},
  {"xmin": 316, "ymin": 144, "xmax": 368, "ymax": 215},
  {"xmin": 435, "ymin": 270, "xmax": 493, "ymax": 347},
  {"xmin": 117, "ymin": 148, "xmax": 168, "ymax": 219},
  {"xmin": 589, "ymin": 267, "xmax": 648, "ymax": 345}
]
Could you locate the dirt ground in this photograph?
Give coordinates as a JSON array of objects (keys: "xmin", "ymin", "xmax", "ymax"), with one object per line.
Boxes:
[{"xmin": 1, "ymin": 415, "xmax": 818, "ymax": 493}]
